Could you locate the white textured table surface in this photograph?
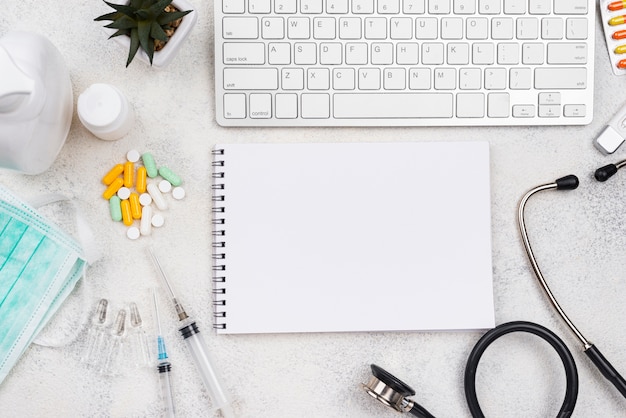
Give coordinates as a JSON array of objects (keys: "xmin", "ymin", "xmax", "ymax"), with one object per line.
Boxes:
[{"xmin": 2, "ymin": 1, "xmax": 626, "ymax": 417}]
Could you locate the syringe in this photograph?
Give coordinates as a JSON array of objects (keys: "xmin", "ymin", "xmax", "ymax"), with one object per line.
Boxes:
[
  {"xmin": 148, "ymin": 247, "xmax": 234, "ymax": 418},
  {"xmin": 153, "ymin": 289, "xmax": 176, "ymax": 418}
]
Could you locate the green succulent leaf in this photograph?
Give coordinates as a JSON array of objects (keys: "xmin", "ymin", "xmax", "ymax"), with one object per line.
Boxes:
[
  {"xmin": 94, "ymin": 11, "xmax": 124, "ymax": 22},
  {"xmin": 104, "ymin": 15, "xmax": 139, "ymax": 30},
  {"xmin": 150, "ymin": 21, "xmax": 168, "ymax": 42},
  {"xmin": 157, "ymin": 10, "xmax": 191, "ymax": 26},
  {"xmin": 137, "ymin": 20, "xmax": 155, "ymax": 64},
  {"xmin": 97, "ymin": 0, "xmax": 192, "ymax": 66},
  {"xmin": 101, "ymin": 1, "xmax": 136, "ymax": 18},
  {"xmin": 108, "ymin": 28, "xmax": 130, "ymax": 39},
  {"xmin": 149, "ymin": 0, "xmax": 173, "ymax": 14},
  {"xmin": 127, "ymin": 28, "xmax": 141, "ymax": 67}
]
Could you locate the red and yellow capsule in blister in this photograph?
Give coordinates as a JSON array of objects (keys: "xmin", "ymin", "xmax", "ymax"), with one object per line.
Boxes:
[
  {"xmin": 614, "ymin": 30, "xmax": 626, "ymax": 40},
  {"xmin": 615, "ymin": 44, "xmax": 626, "ymax": 54},
  {"xmin": 618, "ymin": 59, "xmax": 626, "ymax": 69},
  {"xmin": 609, "ymin": 0, "xmax": 626, "ymax": 11},
  {"xmin": 609, "ymin": 15, "xmax": 626, "ymax": 26}
]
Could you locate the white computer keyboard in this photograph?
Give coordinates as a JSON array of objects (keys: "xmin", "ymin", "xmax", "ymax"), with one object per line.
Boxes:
[{"xmin": 214, "ymin": 0, "xmax": 595, "ymax": 126}]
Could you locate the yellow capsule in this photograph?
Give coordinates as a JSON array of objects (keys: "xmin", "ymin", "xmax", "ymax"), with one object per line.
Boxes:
[
  {"xmin": 609, "ymin": 15, "xmax": 626, "ymax": 26},
  {"xmin": 136, "ymin": 166, "xmax": 147, "ymax": 194},
  {"xmin": 102, "ymin": 164, "xmax": 124, "ymax": 185},
  {"xmin": 123, "ymin": 161, "xmax": 134, "ymax": 188},
  {"xmin": 103, "ymin": 177, "xmax": 124, "ymax": 200},
  {"xmin": 120, "ymin": 199, "xmax": 133, "ymax": 226},
  {"xmin": 129, "ymin": 193, "xmax": 142, "ymax": 219},
  {"xmin": 616, "ymin": 44, "xmax": 626, "ymax": 54}
]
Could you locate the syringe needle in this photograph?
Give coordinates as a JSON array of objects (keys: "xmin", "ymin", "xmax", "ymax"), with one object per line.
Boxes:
[
  {"xmin": 148, "ymin": 246, "xmax": 188, "ymax": 321},
  {"xmin": 148, "ymin": 248, "xmax": 234, "ymax": 418},
  {"xmin": 153, "ymin": 289, "xmax": 176, "ymax": 418}
]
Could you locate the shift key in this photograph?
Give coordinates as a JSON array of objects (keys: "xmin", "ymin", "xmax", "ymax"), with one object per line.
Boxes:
[
  {"xmin": 534, "ymin": 68, "xmax": 586, "ymax": 89},
  {"xmin": 224, "ymin": 68, "xmax": 278, "ymax": 90}
]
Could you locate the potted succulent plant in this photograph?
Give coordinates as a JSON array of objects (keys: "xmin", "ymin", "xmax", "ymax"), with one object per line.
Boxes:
[{"xmin": 95, "ymin": 0, "xmax": 197, "ymax": 68}]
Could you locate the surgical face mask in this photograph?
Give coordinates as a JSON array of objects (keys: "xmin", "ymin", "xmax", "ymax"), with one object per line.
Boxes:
[{"xmin": 0, "ymin": 185, "xmax": 92, "ymax": 385}]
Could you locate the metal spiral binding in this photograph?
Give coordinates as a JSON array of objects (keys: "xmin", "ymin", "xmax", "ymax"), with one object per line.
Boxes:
[{"xmin": 211, "ymin": 149, "xmax": 227, "ymax": 330}]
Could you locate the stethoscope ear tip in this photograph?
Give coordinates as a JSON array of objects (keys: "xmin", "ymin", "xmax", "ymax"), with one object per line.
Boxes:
[
  {"xmin": 556, "ymin": 175, "xmax": 579, "ymax": 190},
  {"xmin": 594, "ymin": 164, "xmax": 618, "ymax": 182}
]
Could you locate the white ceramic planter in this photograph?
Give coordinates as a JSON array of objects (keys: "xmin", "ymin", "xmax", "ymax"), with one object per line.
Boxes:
[{"xmin": 104, "ymin": 0, "xmax": 197, "ymax": 68}]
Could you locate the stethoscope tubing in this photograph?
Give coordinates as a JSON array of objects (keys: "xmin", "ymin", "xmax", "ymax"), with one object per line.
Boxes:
[
  {"xmin": 517, "ymin": 181, "xmax": 591, "ymax": 349},
  {"xmin": 518, "ymin": 175, "xmax": 626, "ymax": 399}
]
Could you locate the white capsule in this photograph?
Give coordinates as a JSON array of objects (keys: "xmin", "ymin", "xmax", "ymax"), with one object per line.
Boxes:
[
  {"xmin": 172, "ymin": 186, "xmax": 186, "ymax": 200},
  {"xmin": 151, "ymin": 213, "xmax": 165, "ymax": 228},
  {"xmin": 147, "ymin": 183, "xmax": 168, "ymax": 210},
  {"xmin": 139, "ymin": 192, "xmax": 152, "ymax": 206},
  {"xmin": 140, "ymin": 205, "xmax": 153, "ymax": 236},
  {"xmin": 117, "ymin": 187, "xmax": 131, "ymax": 200},
  {"xmin": 158, "ymin": 179, "xmax": 172, "ymax": 193},
  {"xmin": 126, "ymin": 149, "xmax": 141, "ymax": 163},
  {"xmin": 126, "ymin": 226, "xmax": 140, "ymax": 240}
]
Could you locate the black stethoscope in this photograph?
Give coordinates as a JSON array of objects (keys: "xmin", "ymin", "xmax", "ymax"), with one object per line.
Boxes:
[{"xmin": 362, "ymin": 160, "xmax": 626, "ymax": 417}]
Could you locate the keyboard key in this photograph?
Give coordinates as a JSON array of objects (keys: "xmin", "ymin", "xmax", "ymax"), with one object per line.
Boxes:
[
  {"xmin": 288, "ymin": 17, "xmax": 311, "ymax": 39},
  {"xmin": 327, "ymin": 0, "xmax": 349, "ymax": 13},
  {"xmin": 301, "ymin": 0, "xmax": 323, "ymax": 13},
  {"xmin": 353, "ymin": 0, "xmax": 375, "ymax": 13},
  {"xmin": 509, "ymin": 67, "xmax": 531, "ymax": 89},
  {"xmin": 397, "ymin": 43, "xmax": 419, "ymax": 64},
  {"xmin": 314, "ymin": 17, "xmax": 337, "ymax": 39},
  {"xmin": 358, "ymin": 68, "xmax": 381, "ymax": 89},
  {"xmin": 466, "ymin": 17, "xmax": 488, "ymax": 39},
  {"xmin": 422, "ymin": 43, "xmax": 445, "ymax": 64},
  {"xmin": 333, "ymin": 93, "xmax": 453, "ymax": 118},
  {"xmin": 307, "ymin": 68, "xmax": 330, "ymax": 89},
  {"xmin": 479, "ymin": 0, "xmax": 501, "ymax": 14},
  {"xmin": 429, "ymin": 0, "xmax": 450, "ymax": 14},
  {"xmin": 268, "ymin": 43, "xmax": 291, "ymax": 64},
  {"xmin": 416, "ymin": 18, "xmax": 438, "ymax": 39},
  {"xmin": 249, "ymin": 0, "xmax": 271, "ymax": 13},
  {"xmin": 223, "ymin": 0, "xmax": 245, "ymax": 13},
  {"xmin": 457, "ymin": 93, "xmax": 485, "ymax": 117},
  {"xmin": 454, "ymin": 0, "xmax": 476, "ymax": 14},
  {"xmin": 487, "ymin": 93, "xmax": 510, "ymax": 117},
  {"xmin": 484, "ymin": 68, "xmax": 506, "ymax": 89},
  {"xmin": 409, "ymin": 68, "xmax": 431, "ymax": 89},
  {"xmin": 249, "ymin": 93, "xmax": 272, "ymax": 118},
  {"xmin": 547, "ymin": 43, "xmax": 587, "ymax": 65},
  {"xmin": 538, "ymin": 105, "xmax": 560, "ymax": 117},
  {"xmin": 302, "ymin": 93, "xmax": 330, "ymax": 118},
  {"xmin": 472, "ymin": 43, "xmax": 494, "ymax": 64},
  {"xmin": 434, "ymin": 68, "xmax": 456, "ymax": 89},
  {"xmin": 566, "ymin": 18, "xmax": 588, "ymax": 40},
  {"xmin": 441, "ymin": 17, "xmax": 463, "ymax": 39},
  {"xmin": 403, "ymin": 0, "xmax": 425, "ymax": 14},
  {"xmin": 554, "ymin": 0, "xmax": 587, "ymax": 15},
  {"xmin": 223, "ymin": 94, "xmax": 246, "ymax": 118},
  {"xmin": 390, "ymin": 17, "xmax": 413, "ymax": 39},
  {"xmin": 372, "ymin": 43, "xmax": 394, "ymax": 64},
  {"xmin": 320, "ymin": 43, "xmax": 343, "ymax": 64},
  {"xmin": 223, "ymin": 43, "xmax": 265, "ymax": 64},
  {"xmin": 517, "ymin": 18, "xmax": 539, "ymax": 39},
  {"xmin": 459, "ymin": 68, "xmax": 481, "ymax": 89},
  {"xmin": 504, "ymin": 0, "xmax": 525, "ymax": 14},
  {"xmin": 529, "ymin": 0, "xmax": 550, "ymax": 14},
  {"xmin": 379, "ymin": 0, "xmax": 400, "ymax": 14},
  {"xmin": 563, "ymin": 104, "xmax": 585, "ymax": 117},
  {"xmin": 295, "ymin": 43, "xmax": 317, "ymax": 64},
  {"xmin": 541, "ymin": 18, "xmax": 564, "ymax": 40},
  {"xmin": 333, "ymin": 68, "xmax": 356, "ymax": 89},
  {"xmin": 224, "ymin": 68, "xmax": 278, "ymax": 89},
  {"xmin": 282, "ymin": 68, "xmax": 305, "ymax": 89},
  {"xmin": 534, "ymin": 68, "xmax": 587, "ymax": 89},
  {"xmin": 340, "ymin": 18, "xmax": 363, "ymax": 39},
  {"xmin": 383, "ymin": 68, "xmax": 406, "ymax": 89},
  {"xmin": 262, "ymin": 17, "xmax": 285, "ymax": 38},
  {"xmin": 512, "ymin": 104, "xmax": 535, "ymax": 117},
  {"xmin": 275, "ymin": 0, "xmax": 297, "ymax": 13},
  {"xmin": 345, "ymin": 42, "xmax": 368, "ymax": 64},
  {"xmin": 276, "ymin": 94, "xmax": 299, "ymax": 118},
  {"xmin": 223, "ymin": 17, "xmax": 259, "ymax": 38},
  {"xmin": 522, "ymin": 43, "xmax": 544, "ymax": 64},
  {"xmin": 365, "ymin": 18, "xmax": 388, "ymax": 39}
]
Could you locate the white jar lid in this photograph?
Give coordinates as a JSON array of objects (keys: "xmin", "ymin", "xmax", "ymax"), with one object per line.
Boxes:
[{"xmin": 77, "ymin": 83, "xmax": 123, "ymax": 128}]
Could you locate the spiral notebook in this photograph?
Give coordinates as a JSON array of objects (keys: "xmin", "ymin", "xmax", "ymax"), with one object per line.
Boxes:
[{"xmin": 211, "ymin": 142, "xmax": 494, "ymax": 334}]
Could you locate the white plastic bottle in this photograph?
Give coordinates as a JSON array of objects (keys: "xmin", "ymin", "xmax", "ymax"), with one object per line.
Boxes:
[
  {"xmin": 0, "ymin": 31, "xmax": 73, "ymax": 174},
  {"xmin": 77, "ymin": 83, "xmax": 135, "ymax": 141}
]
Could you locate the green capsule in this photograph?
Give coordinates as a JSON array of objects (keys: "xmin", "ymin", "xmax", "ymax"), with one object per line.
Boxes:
[
  {"xmin": 141, "ymin": 152, "xmax": 158, "ymax": 178},
  {"xmin": 109, "ymin": 196, "xmax": 123, "ymax": 222},
  {"xmin": 158, "ymin": 166, "xmax": 182, "ymax": 186}
]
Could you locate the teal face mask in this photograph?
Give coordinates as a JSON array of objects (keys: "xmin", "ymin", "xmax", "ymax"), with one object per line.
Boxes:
[{"xmin": 0, "ymin": 185, "xmax": 89, "ymax": 385}]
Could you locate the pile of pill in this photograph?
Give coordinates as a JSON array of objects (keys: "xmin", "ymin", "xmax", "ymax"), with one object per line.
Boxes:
[{"xmin": 102, "ymin": 150, "xmax": 186, "ymax": 240}]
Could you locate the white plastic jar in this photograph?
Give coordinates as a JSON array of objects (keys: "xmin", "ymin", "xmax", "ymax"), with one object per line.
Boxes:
[{"xmin": 77, "ymin": 83, "xmax": 134, "ymax": 141}]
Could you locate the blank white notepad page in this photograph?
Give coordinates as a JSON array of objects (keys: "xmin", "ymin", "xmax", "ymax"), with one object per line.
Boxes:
[{"xmin": 212, "ymin": 142, "xmax": 494, "ymax": 334}]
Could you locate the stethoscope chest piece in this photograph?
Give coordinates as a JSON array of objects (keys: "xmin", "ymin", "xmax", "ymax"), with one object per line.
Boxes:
[{"xmin": 363, "ymin": 364, "xmax": 415, "ymax": 413}]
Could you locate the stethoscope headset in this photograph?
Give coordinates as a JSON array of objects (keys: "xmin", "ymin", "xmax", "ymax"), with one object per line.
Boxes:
[{"xmin": 362, "ymin": 159, "xmax": 626, "ymax": 418}]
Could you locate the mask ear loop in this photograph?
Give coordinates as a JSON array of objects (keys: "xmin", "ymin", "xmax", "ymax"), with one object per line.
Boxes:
[{"xmin": 26, "ymin": 194, "xmax": 101, "ymax": 348}]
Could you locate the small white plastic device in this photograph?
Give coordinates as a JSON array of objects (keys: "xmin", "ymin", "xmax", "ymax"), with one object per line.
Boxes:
[{"xmin": 595, "ymin": 101, "xmax": 626, "ymax": 154}]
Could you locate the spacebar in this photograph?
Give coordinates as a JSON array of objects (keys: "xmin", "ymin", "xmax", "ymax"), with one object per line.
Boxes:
[{"xmin": 334, "ymin": 93, "xmax": 454, "ymax": 119}]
